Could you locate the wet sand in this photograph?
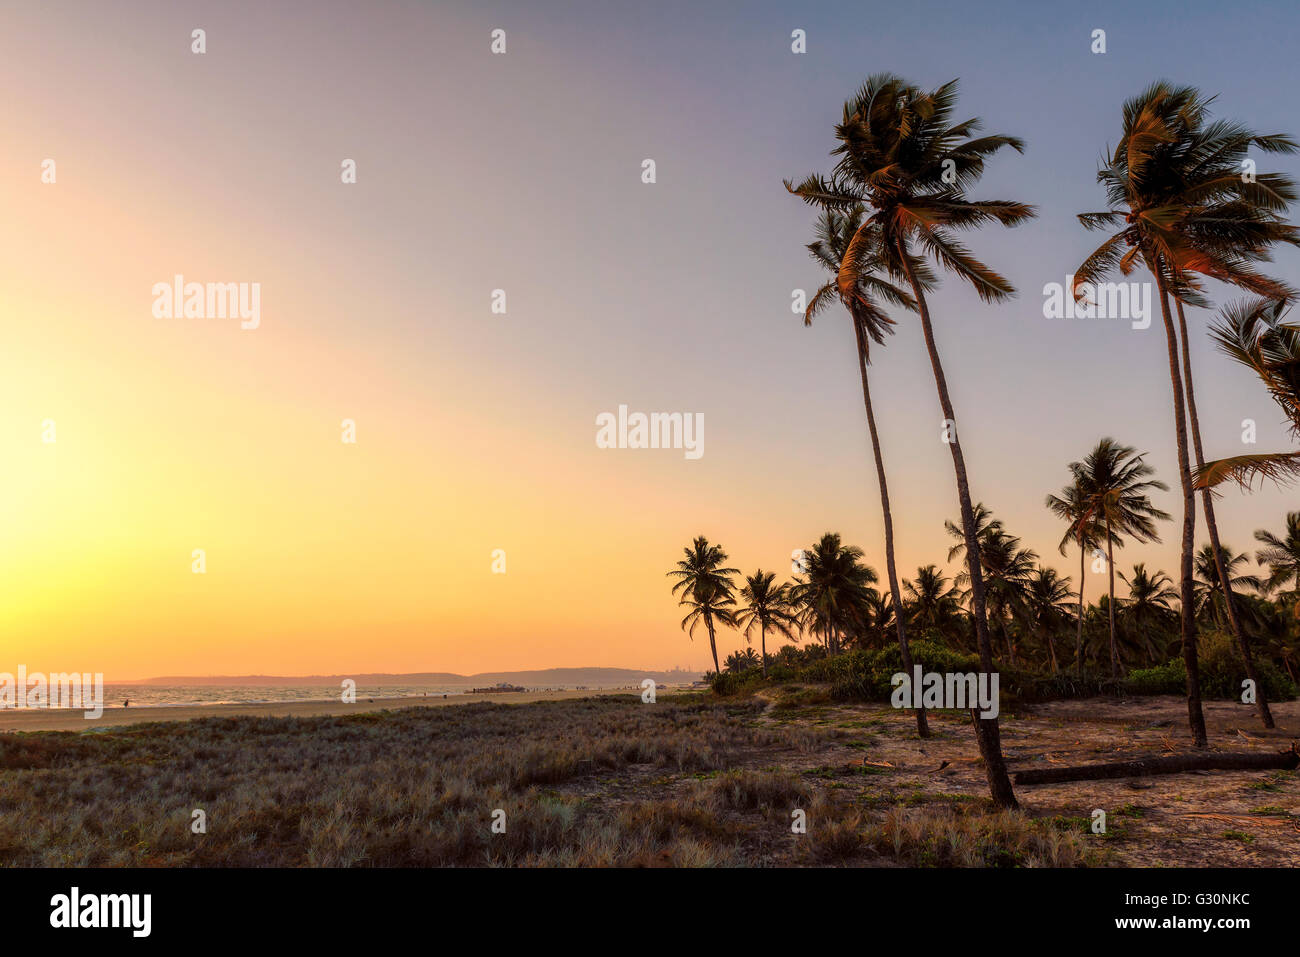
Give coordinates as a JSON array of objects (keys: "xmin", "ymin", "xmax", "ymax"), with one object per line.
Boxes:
[{"xmin": 0, "ymin": 687, "xmax": 654, "ymax": 732}]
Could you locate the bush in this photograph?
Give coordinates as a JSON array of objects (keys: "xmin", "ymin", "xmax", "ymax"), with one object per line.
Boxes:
[{"xmin": 1126, "ymin": 634, "xmax": 1298, "ymax": 700}]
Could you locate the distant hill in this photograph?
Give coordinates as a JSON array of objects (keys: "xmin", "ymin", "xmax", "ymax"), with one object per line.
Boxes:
[{"xmin": 126, "ymin": 667, "xmax": 703, "ymax": 688}]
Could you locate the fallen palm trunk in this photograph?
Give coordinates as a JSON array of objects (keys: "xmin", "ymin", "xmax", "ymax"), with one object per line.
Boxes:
[{"xmin": 1014, "ymin": 743, "xmax": 1299, "ymax": 785}]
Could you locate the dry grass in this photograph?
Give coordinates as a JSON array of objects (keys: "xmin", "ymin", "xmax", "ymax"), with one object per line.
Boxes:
[{"xmin": 3, "ymin": 689, "xmax": 1281, "ymax": 867}]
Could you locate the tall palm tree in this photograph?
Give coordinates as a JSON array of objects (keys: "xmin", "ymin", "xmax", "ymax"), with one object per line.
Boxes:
[
  {"xmin": 787, "ymin": 74, "xmax": 1034, "ymax": 808},
  {"xmin": 1046, "ymin": 481, "xmax": 1106, "ymax": 678},
  {"xmin": 1255, "ymin": 513, "xmax": 1300, "ymax": 601},
  {"xmin": 789, "ymin": 533, "xmax": 877, "ymax": 655},
  {"xmin": 1193, "ymin": 544, "xmax": 1264, "ymax": 628},
  {"xmin": 1197, "ymin": 298, "xmax": 1300, "ymax": 489},
  {"xmin": 1137, "ymin": 95, "xmax": 1298, "ymax": 729},
  {"xmin": 736, "ymin": 570, "xmax": 798, "ymax": 678},
  {"xmin": 801, "ymin": 207, "xmax": 927, "ymax": 735},
  {"xmin": 1022, "ymin": 566, "xmax": 1074, "ymax": 673},
  {"xmin": 667, "ymin": 536, "xmax": 739, "ymax": 674},
  {"xmin": 1069, "ymin": 439, "xmax": 1170, "ymax": 677},
  {"xmin": 1075, "ymin": 83, "xmax": 1297, "ymax": 742},
  {"xmin": 1118, "ymin": 563, "xmax": 1179, "ymax": 667},
  {"xmin": 1075, "ymin": 84, "xmax": 1204, "ymax": 742}
]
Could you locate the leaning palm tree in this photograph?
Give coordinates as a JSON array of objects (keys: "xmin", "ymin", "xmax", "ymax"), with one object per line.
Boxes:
[
  {"xmin": 1138, "ymin": 95, "xmax": 1298, "ymax": 729},
  {"xmin": 1197, "ymin": 298, "xmax": 1300, "ymax": 489},
  {"xmin": 667, "ymin": 536, "xmax": 739, "ymax": 674},
  {"xmin": 800, "ymin": 207, "xmax": 927, "ymax": 735},
  {"xmin": 1255, "ymin": 513, "xmax": 1300, "ymax": 602},
  {"xmin": 736, "ymin": 570, "xmax": 799, "ymax": 678},
  {"xmin": 1069, "ymin": 439, "xmax": 1170, "ymax": 677},
  {"xmin": 780, "ymin": 72, "xmax": 1034, "ymax": 806},
  {"xmin": 787, "ymin": 74, "xmax": 1034, "ymax": 808},
  {"xmin": 1075, "ymin": 83, "xmax": 1296, "ymax": 743},
  {"xmin": 1046, "ymin": 481, "xmax": 1106, "ymax": 678}
]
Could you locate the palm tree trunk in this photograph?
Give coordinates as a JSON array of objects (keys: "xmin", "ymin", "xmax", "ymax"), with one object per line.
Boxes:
[
  {"xmin": 1046, "ymin": 627, "xmax": 1059, "ymax": 674},
  {"xmin": 1106, "ymin": 517, "xmax": 1119, "ymax": 678},
  {"xmin": 705, "ymin": 613, "xmax": 720, "ymax": 675},
  {"xmin": 1174, "ymin": 300, "xmax": 1274, "ymax": 729},
  {"xmin": 1155, "ymin": 281, "xmax": 1208, "ymax": 747},
  {"xmin": 760, "ymin": 622, "xmax": 768, "ymax": 678},
  {"xmin": 853, "ymin": 314, "xmax": 928, "ymax": 737},
  {"xmin": 900, "ymin": 245, "xmax": 1016, "ymax": 808},
  {"xmin": 1001, "ymin": 617, "xmax": 1017, "ymax": 665},
  {"xmin": 1076, "ymin": 541, "xmax": 1087, "ymax": 678}
]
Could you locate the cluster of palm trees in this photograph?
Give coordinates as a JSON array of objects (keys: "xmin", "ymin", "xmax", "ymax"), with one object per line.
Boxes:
[{"xmin": 671, "ymin": 74, "xmax": 1300, "ymax": 808}]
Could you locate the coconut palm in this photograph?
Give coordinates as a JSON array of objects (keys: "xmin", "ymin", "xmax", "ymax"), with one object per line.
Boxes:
[
  {"xmin": 724, "ymin": 648, "xmax": 762, "ymax": 674},
  {"xmin": 1074, "ymin": 83, "xmax": 1298, "ymax": 743},
  {"xmin": 1046, "ymin": 481, "xmax": 1107, "ymax": 678},
  {"xmin": 667, "ymin": 536, "xmax": 739, "ymax": 674},
  {"xmin": 1118, "ymin": 563, "xmax": 1179, "ymax": 666},
  {"xmin": 786, "ymin": 73, "xmax": 1034, "ymax": 808},
  {"xmin": 947, "ymin": 515, "xmax": 1037, "ymax": 666},
  {"xmin": 789, "ymin": 533, "xmax": 877, "ymax": 655},
  {"xmin": 800, "ymin": 207, "xmax": 927, "ymax": 734},
  {"xmin": 1021, "ymin": 566, "xmax": 1075, "ymax": 673},
  {"xmin": 1068, "ymin": 439, "xmax": 1170, "ymax": 677},
  {"xmin": 1193, "ymin": 544, "xmax": 1264, "ymax": 628},
  {"xmin": 1255, "ymin": 513, "xmax": 1300, "ymax": 600},
  {"xmin": 903, "ymin": 564, "xmax": 963, "ymax": 635},
  {"xmin": 736, "ymin": 570, "xmax": 799, "ymax": 678},
  {"xmin": 1136, "ymin": 95, "xmax": 1299, "ymax": 729},
  {"xmin": 1197, "ymin": 298, "xmax": 1300, "ymax": 489}
]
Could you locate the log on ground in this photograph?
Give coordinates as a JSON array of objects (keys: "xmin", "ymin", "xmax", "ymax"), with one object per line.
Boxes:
[{"xmin": 1014, "ymin": 743, "xmax": 1299, "ymax": 785}]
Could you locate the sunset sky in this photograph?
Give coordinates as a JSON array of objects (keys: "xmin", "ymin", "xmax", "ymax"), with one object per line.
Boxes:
[{"xmin": 2, "ymin": 0, "xmax": 1298, "ymax": 679}]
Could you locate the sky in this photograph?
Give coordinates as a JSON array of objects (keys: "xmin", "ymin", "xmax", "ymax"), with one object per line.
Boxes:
[{"xmin": 2, "ymin": 0, "xmax": 1298, "ymax": 679}]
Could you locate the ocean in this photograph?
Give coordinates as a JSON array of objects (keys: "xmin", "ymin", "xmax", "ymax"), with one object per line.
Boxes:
[{"xmin": 97, "ymin": 684, "xmax": 473, "ymax": 708}]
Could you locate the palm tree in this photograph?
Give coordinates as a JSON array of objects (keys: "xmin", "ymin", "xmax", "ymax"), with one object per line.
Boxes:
[
  {"xmin": 724, "ymin": 648, "xmax": 762, "ymax": 674},
  {"xmin": 1075, "ymin": 83, "xmax": 1297, "ymax": 743},
  {"xmin": 1193, "ymin": 544, "xmax": 1264, "ymax": 628},
  {"xmin": 903, "ymin": 564, "xmax": 963, "ymax": 634},
  {"xmin": 786, "ymin": 74, "xmax": 1034, "ymax": 808},
  {"xmin": 1022, "ymin": 566, "xmax": 1074, "ymax": 673},
  {"xmin": 947, "ymin": 513, "xmax": 1037, "ymax": 666},
  {"xmin": 1256, "ymin": 513, "xmax": 1300, "ymax": 602},
  {"xmin": 800, "ymin": 207, "xmax": 927, "ymax": 735},
  {"xmin": 1069, "ymin": 439, "xmax": 1170, "ymax": 677},
  {"xmin": 736, "ymin": 570, "xmax": 798, "ymax": 678},
  {"xmin": 1046, "ymin": 481, "xmax": 1106, "ymax": 678},
  {"xmin": 1119, "ymin": 564, "xmax": 1180, "ymax": 667},
  {"xmin": 1197, "ymin": 298, "xmax": 1300, "ymax": 489},
  {"xmin": 789, "ymin": 533, "xmax": 877, "ymax": 656},
  {"xmin": 667, "ymin": 536, "xmax": 739, "ymax": 674},
  {"xmin": 1137, "ymin": 94, "xmax": 1298, "ymax": 730}
]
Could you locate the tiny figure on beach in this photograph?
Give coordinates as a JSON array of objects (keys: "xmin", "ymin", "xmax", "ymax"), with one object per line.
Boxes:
[{"xmin": 123, "ymin": 699, "xmax": 130, "ymax": 707}]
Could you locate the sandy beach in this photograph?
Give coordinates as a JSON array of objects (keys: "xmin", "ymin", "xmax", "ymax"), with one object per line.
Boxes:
[{"xmin": 0, "ymin": 687, "xmax": 651, "ymax": 733}]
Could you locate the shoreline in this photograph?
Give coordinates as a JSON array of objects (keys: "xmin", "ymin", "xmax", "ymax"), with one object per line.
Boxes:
[{"xmin": 0, "ymin": 687, "xmax": 657, "ymax": 733}]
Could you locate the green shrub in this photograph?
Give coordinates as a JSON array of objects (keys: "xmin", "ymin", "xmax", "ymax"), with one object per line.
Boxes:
[{"xmin": 1126, "ymin": 634, "xmax": 1297, "ymax": 700}]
